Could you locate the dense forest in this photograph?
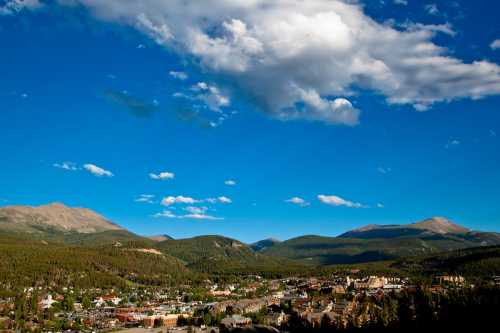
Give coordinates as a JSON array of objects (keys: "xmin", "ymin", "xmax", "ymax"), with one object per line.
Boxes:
[{"xmin": 0, "ymin": 235, "xmax": 195, "ymax": 290}]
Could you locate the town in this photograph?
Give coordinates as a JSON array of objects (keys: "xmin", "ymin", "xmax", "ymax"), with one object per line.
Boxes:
[{"xmin": 2, "ymin": 271, "xmax": 496, "ymax": 333}]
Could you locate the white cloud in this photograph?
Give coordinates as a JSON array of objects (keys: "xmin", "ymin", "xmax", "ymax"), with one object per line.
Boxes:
[
  {"xmin": 191, "ymin": 82, "xmax": 230, "ymax": 112},
  {"xmin": 217, "ymin": 196, "xmax": 232, "ymax": 204},
  {"xmin": 181, "ymin": 213, "xmax": 222, "ymax": 220},
  {"xmin": 184, "ymin": 206, "xmax": 208, "ymax": 215},
  {"xmin": 149, "ymin": 171, "xmax": 175, "ymax": 180},
  {"xmin": 445, "ymin": 139, "xmax": 460, "ymax": 149},
  {"xmin": 491, "ymin": 39, "xmax": 500, "ymax": 50},
  {"xmin": 83, "ymin": 164, "xmax": 113, "ymax": 177},
  {"xmin": 53, "ymin": 0, "xmax": 500, "ymax": 125},
  {"xmin": 400, "ymin": 22, "xmax": 456, "ymax": 37},
  {"xmin": 376, "ymin": 202, "xmax": 385, "ymax": 208},
  {"xmin": 318, "ymin": 194, "xmax": 365, "ymax": 208},
  {"xmin": 53, "ymin": 161, "xmax": 79, "ymax": 171},
  {"xmin": 169, "ymin": 71, "xmax": 188, "ymax": 80},
  {"xmin": 0, "ymin": 0, "xmax": 43, "ymax": 15},
  {"xmin": 154, "ymin": 206, "xmax": 223, "ymax": 220},
  {"xmin": 136, "ymin": 12, "xmax": 173, "ymax": 44},
  {"xmin": 161, "ymin": 195, "xmax": 232, "ymax": 206},
  {"xmin": 424, "ymin": 3, "xmax": 439, "ymax": 16},
  {"xmin": 285, "ymin": 197, "xmax": 310, "ymax": 207},
  {"xmin": 377, "ymin": 167, "xmax": 392, "ymax": 174},
  {"xmin": 161, "ymin": 195, "xmax": 199, "ymax": 206},
  {"xmin": 135, "ymin": 194, "xmax": 155, "ymax": 203},
  {"xmin": 224, "ymin": 180, "xmax": 236, "ymax": 186},
  {"xmin": 154, "ymin": 210, "xmax": 177, "ymax": 218},
  {"xmin": 394, "ymin": 0, "xmax": 408, "ymax": 5}
]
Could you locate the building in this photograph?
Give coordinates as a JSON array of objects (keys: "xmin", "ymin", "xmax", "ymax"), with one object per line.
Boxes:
[
  {"xmin": 220, "ymin": 315, "xmax": 252, "ymax": 328},
  {"xmin": 162, "ymin": 314, "xmax": 181, "ymax": 328},
  {"xmin": 437, "ymin": 275, "xmax": 465, "ymax": 285},
  {"xmin": 263, "ymin": 312, "xmax": 287, "ymax": 327},
  {"xmin": 39, "ymin": 295, "xmax": 56, "ymax": 310}
]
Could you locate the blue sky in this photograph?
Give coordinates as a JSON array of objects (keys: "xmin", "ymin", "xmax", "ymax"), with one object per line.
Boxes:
[{"xmin": 1, "ymin": 0, "xmax": 499, "ymax": 242}]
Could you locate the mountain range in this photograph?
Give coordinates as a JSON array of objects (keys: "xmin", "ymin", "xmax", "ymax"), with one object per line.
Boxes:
[{"xmin": 1, "ymin": 203, "xmax": 500, "ymax": 269}]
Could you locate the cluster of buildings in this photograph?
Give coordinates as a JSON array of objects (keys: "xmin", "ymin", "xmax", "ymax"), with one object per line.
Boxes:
[{"xmin": 0, "ymin": 273, "xmax": 475, "ymax": 332}]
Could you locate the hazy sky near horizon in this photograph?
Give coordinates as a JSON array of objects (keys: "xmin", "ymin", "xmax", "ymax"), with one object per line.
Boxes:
[{"xmin": 1, "ymin": 0, "xmax": 499, "ymax": 242}]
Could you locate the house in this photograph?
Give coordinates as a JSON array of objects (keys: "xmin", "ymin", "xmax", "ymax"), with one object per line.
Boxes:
[
  {"xmin": 143, "ymin": 316, "xmax": 156, "ymax": 328},
  {"xmin": 332, "ymin": 285, "xmax": 346, "ymax": 294},
  {"xmin": 102, "ymin": 295, "xmax": 122, "ymax": 305},
  {"xmin": 437, "ymin": 275, "xmax": 465, "ymax": 285},
  {"xmin": 493, "ymin": 276, "xmax": 500, "ymax": 286},
  {"xmin": 332, "ymin": 300, "xmax": 355, "ymax": 316},
  {"xmin": 220, "ymin": 315, "xmax": 252, "ymax": 328},
  {"xmin": 263, "ymin": 312, "xmax": 287, "ymax": 327},
  {"xmin": 162, "ymin": 314, "xmax": 181, "ymax": 328},
  {"xmin": 209, "ymin": 290, "xmax": 232, "ymax": 297},
  {"xmin": 39, "ymin": 295, "xmax": 56, "ymax": 310}
]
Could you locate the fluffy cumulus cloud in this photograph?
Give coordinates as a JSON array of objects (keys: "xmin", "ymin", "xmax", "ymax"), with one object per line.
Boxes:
[
  {"xmin": 285, "ymin": 197, "xmax": 310, "ymax": 207},
  {"xmin": 53, "ymin": 0, "xmax": 500, "ymax": 125},
  {"xmin": 0, "ymin": 0, "xmax": 43, "ymax": 15},
  {"xmin": 155, "ymin": 206, "xmax": 223, "ymax": 220},
  {"xmin": 83, "ymin": 163, "xmax": 114, "ymax": 177},
  {"xmin": 149, "ymin": 171, "xmax": 175, "ymax": 180},
  {"xmin": 224, "ymin": 180, "xmax": 236, "ymax": 186},
  {"xmin": 318, "ymin": 194, "xmax": 365, "ymax": 208},
  {"xmin": 161, "ymin": 195, "xmax": 199, "ymax": 206},
  {"xmin": 161, "ymin": 195, "xmax": 232, "ymax": 206},
  {"xmin": 491, "ymin": 40, "xmax": 500, "ymax": 50}
]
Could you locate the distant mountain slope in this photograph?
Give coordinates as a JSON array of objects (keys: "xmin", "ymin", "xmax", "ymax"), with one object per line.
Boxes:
[
  {"xmin": 147, "ymin": 234, "xmax": 174, "ymax": 242},
  {"xmin": 262, "ymin": 218, "xmax": 500, "ymax": 265},
  {"xmin": 0, "ymin": 234, "xmax": 192, "ymax": 289},
  {"xmin": 156, "ymin": 235, "xmax": 306, "ymax": 275},
  {"xmin": 251, "ymin": 238, "xmax": 281, "ymax": 251},
  {"xmin": 393, "ymin": 245, "xmax": 500, "ymax": 279},
  {"xmin": 410, "ymin": 217, "xmax": 470, "ymax": 234},
  {"xmin": 0, "ymin": 203, "xmax": 153, "ymax": 247},
  {"xmin": 0, "ymin": 202, "xmax": 123, "ymax": 234},
  {"xmin": 339, "ymin": 217, "xmax": 469, "ymax": 238}
]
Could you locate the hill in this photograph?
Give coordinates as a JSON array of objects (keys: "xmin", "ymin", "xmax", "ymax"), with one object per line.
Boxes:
[
  {"xmin": 0, "ymin": 234, "xmax": 192, "ymax": 290},
  {"xmin": 147, "ymin": 234, "xmax": 174, "ymax": 242},
  {"xmin": 339, "ymin": 217, "xmax": 470, "ymax": 238},
  {"xmin": 156, "ymin": 235, "xmax": 306, "ymax": 275},
  {"xmin": 250, "ymin": 238, "xmax": 281, "ymax": 251},
  {"xmin": 392, "ymin": 245, "xmax": 500, "ymax": 280},
  {"xmin": 1, "ymin": 205, "xmax": 499, "ymax": 271},
  {"xmin": 261, "ymin": 218, "xmax": 500, "ymax": 265}
]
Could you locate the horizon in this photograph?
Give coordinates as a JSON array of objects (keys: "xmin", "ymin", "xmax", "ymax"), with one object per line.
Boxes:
[
  {"xmin": 1, "ymin": 0, "xmax": 500, "ymax": 243},
  {"xmin": 0, "ymin": 201, "xmax": 487, "ymax": 243}
]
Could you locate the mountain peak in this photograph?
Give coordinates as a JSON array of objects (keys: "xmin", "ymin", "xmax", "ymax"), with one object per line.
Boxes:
[
  {"xmin": 411, "ymin": 217, "xmax": 469, "ymax": 234},
  {"xmin": 47, "ymin": 202, "xmax": 68, "ymax": 208},
  {"xmin": 0, "ymin": 203, "xmax": 123, "ymax": 234},
  {"xmin": 147, "ymin": 234, "xmax": 174, "ymax": 242}
]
